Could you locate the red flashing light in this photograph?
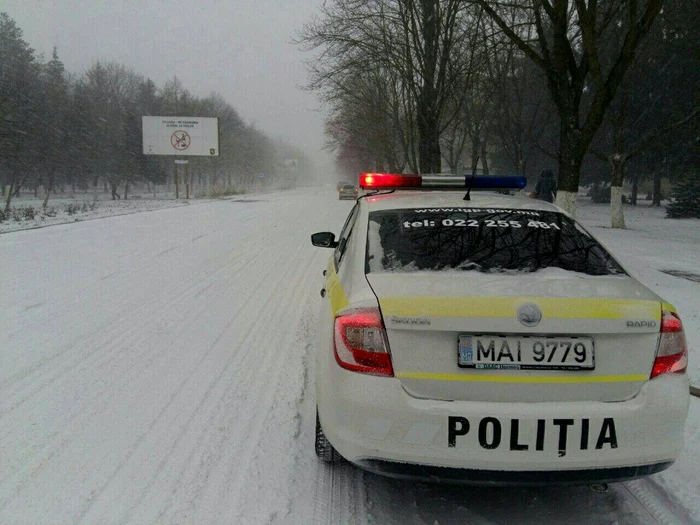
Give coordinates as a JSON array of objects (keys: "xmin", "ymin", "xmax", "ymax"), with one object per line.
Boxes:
[
  {"xmin": 650, "ymin": 311, "xmax": 687, "ymax": 379},
  {"xmin": 360, "ymin": 173, "xmax": 421, "ymax": 189},
  {"xmin": 334, "ymin": 308, "xmax": 394, "ymax": 377}
]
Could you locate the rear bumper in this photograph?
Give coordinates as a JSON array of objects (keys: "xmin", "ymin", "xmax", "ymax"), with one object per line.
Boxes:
[
  {"xmin": 354, "ymin": 459, "xmax": 673, "ymax": 486},
  {"xmin": 317, "ymin": 368, "xmax": 689, "ymax": 483}
]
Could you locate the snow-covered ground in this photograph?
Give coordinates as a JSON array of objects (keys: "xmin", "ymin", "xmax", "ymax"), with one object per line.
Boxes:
[
  {"xmin": 0, "ymin": 191, "xmax": 228, "ymax": 235},
  {"xmin": 0, "ymin": 189, "xmax": 697, "ymax": 524}
]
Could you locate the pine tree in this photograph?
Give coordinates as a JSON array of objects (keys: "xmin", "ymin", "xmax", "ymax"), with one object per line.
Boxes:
[{"xmin": 666, "ymin": 175, "xmax": 700, "ymax": 218}]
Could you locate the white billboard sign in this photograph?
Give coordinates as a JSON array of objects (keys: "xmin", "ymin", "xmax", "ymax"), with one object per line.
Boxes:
[{"xmin": 142, "ymin": 116, "xmax": 219, "ymax": 156}]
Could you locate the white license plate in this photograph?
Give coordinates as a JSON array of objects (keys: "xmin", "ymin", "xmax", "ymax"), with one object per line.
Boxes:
[{"xmin": 458, "ymin": 335, "xmax": 595, "ymax": 370}]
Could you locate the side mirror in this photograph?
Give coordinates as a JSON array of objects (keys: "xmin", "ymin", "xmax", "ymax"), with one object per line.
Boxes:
[{"xmin": 311, "ymin": 232, "xmax": 338, "ymax": 248}]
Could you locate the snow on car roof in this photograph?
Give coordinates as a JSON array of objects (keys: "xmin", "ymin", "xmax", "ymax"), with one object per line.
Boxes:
[{"xmin": 362, "ymin": 191, "xmax": 563, "ymax": 214}]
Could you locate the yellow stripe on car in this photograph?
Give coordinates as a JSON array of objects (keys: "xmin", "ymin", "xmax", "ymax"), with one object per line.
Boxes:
[
  {"xmin": 326, "ymin": 265, "xmax": 350, "ymax": 315},
  {"xmin": 661, "ymin": 302, "xmax": 677, "ymax": 314},
  {"xmin": 395, "ymin": 371, "xmax": 648, "ymax": 384},
  {"xmin": 380, "ymin": 297, "xmax": 661, "ymax": 320}
]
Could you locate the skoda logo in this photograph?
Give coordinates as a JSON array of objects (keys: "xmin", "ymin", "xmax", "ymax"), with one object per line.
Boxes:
[{"xmin": 518, "ymin": 303, "xmax": 542, "ymax": 327}]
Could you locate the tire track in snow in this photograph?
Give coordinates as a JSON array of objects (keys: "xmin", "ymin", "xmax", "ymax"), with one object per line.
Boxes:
[
  {"xmin": 0, "ymin": 241, "xmax": 270, "ymax": 514},
  {"xmin": 312, "ymin": 463, "xmax": 367, "ymax": 525},
  {"xmin": 0, "ymin": 226, "xmax": 283, "ymax": 514},
  {"xmin": 0, "ymin": 211, "xmax": 264, "ymax": 404},
  {"xmin": 0, "ymin": 206, "xmax": 261, "ymax": 345},
  {"xmin": 0, "ymin": 208, "xmax": 262, "ymax": 405},
  {"xmin": 117, "ymin": 241, "xmax": 311, "ymax": 524},
  {"xmin": 73, "ymin": 245, "xmax": 305, "ymax": 525},
  {"xmin": 73, "ymin": 206, "xmax": 323, "ymax": 524},
  {"xmin": 0, "ymin": 239, "xmax": 266, "ymax": 440},
  {"xmin": 182, "ymin": 239, "xmax": 313, "ymax": 522},
  {"xmin": 622, "ymin": 478, "xmax": 697, "ymax": 525}
]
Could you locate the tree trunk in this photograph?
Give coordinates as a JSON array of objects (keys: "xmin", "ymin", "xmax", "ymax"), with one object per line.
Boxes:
[
  {"xmin": 554, "ymin": 117, "xmax": 584, "ymax": 216},
  {"xmin": 417, "ymin": 117, "xmax": 441, "ymax": 173},
  {"xmin": 652, "ymin": 171, "xmax": 662, "ymax": 206},
  {"xmin": 110, "ymin": 181, "xmax": 120, "ymax": 200},
  {"xmin": 631, "ymin": 174, "xmax": 639, "ymax": 205},
  {"xmin": 610, "ymin": 158, "xmax": 626, "ymax": 229},
  {"xmin": 124, "ymin": 182, "xmax": 129, "ymax": 200},
  {"xmin": 4, "ymin": 177, "xmax": 15, "ymax": 215},
  {"xmin": 416, "ymin": 0, "xmax": 441, "ymax": 174},
  {"xmin": 43, "ymin": 171, "xmax": 55, "ymax": 210},
  {"xmin": 480, "ymin": 143, "xmax": 490, "ymax": 175},
  {"xmin": 470, "ymin": 137, "xmax": 480, "ymax": 174}
]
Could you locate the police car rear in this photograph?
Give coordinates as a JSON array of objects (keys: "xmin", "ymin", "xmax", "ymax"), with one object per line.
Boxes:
[{"xmin": 314, "ymin": 174, "xmax": 689, "ymax": 485}]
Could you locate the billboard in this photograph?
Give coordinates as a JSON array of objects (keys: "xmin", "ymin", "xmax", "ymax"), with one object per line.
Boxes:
[{"xmin": 142, "ymin": 116, "xmax": 219, "ymax": 156}]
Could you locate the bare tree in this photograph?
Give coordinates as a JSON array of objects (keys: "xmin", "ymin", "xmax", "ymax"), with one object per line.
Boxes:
[
  {"xmin": 474, "ymin": 0, "xmax": 666, "ymax": 215},
  {"xmin": 298, "ymin": 0, "xmax": 484, "ymax": 174}
]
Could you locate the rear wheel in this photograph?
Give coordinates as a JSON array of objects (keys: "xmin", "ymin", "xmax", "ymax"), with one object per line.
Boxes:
[{"xmin": 315, "ymin": 409, "xmax": 342, "ymax": 463}]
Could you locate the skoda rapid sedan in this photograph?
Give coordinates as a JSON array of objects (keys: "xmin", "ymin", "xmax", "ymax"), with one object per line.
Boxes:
[{"xmin": 310, "ymin": 173, "xmax": 689, "ymax": 485}]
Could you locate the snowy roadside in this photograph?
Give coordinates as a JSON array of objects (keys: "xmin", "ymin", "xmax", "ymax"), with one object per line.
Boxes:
[{"xmin": 0, "ymin": 193, "xmax": 238, "ymax": 235}]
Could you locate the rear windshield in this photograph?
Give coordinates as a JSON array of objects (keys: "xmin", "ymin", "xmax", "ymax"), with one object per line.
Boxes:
[
  {"xmin": 366, "ymin": 208, "xmax": 625, "ymax": 276},
  {"xmin": 342, "ymin": 185, "xmax": 355, "ymax": 190}
]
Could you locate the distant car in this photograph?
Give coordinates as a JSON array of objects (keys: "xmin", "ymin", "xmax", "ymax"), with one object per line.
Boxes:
[
  {"xmin": 338, "ymin": 184, "xmax": 358, "ymax": 200},
  {"xmin": 337, "ymin": 180, "xmax": 351, "ymax": 191},
  {"xmin": 311, "ymin": 172, "xmax": 689, "ymax": 485}
]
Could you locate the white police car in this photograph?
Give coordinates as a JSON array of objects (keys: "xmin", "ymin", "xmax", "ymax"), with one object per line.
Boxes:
[{"xmin": 311, "ymin": 173, "xmax": 689, "ymax": 485}]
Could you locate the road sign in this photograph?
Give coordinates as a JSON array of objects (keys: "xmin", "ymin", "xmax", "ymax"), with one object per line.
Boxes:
[
  {"xmin": 259, "ymin": 173, "xmax": 265, "ymax": 179},
  {"xmin": 171, "ymin": 130, "xmax": 191, "ymax": 150},
  {"xmin": 142, "ymin": 116, "xmax": 219, "ymax": 156},
  {"xmin": 174, "ymin": 159, "xmax": 189, "ymax": 165}
]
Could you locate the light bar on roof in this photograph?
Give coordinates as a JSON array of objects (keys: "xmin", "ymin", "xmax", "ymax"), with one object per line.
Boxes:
[{"xmin": 359, "ymin": 173, "xmax": 527, "ymax": 191}]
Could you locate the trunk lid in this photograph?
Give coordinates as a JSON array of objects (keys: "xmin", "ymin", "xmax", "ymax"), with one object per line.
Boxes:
[{"xmin": 367, "ymin": 272, "xmax": 662, "ymax": 402}]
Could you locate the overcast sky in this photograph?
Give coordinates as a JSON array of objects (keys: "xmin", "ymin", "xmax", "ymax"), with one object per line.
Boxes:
[{"xmin": 2, "ymin": 0, "xmax": 333, "ymax": 175}]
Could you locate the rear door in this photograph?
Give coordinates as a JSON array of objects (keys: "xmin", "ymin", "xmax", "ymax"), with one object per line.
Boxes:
[{"xmin": 365, "ymin": 206, "xmax": 662, "ymax": 403}]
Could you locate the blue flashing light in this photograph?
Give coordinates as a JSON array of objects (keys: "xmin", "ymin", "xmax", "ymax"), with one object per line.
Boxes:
[{"xmin": 465, "ymin": 176, "xmax": 527, "ymax": 190}]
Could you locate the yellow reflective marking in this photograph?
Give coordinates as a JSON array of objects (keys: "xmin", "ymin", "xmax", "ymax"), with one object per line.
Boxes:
[
  {"xmin": 662, "ymin": 302, "xmax": 677, "ymax": 314},
  {"xmin": 327, "ymin": 265, "xmax": 350, "ymax": 315},
  {"xmin": 395, "ymin": 371, "xmax": 647, "ymax": 384},
  {"xmin": 380, "ymin": 297, "xmax": 660, "ymax": 320}
]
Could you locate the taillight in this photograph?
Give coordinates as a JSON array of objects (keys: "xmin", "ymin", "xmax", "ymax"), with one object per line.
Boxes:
[
  {"xmin": 651, "ymin": 311, "xmax": 688, "ymax": 379},
  {"xmin": 333, "ymin": 308, "xmax": 394, "ymax": 377}
]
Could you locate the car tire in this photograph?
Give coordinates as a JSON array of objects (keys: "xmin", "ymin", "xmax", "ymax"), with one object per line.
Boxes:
[{"xmin": 315, "ymin": 409, "xmax": 342, "ymax": 463}]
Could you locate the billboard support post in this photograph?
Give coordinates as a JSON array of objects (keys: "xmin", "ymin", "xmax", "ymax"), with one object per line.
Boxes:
[
  {"xmin": 174, "ymin": 162, "xmax": 179, "ymax": 199},
  {"xmin": 185, "ymin": 162, "xmax": 190, "ymax": 200},
  {"xmin": 174, "ymin": 159, "xmax": 189, "ymax": 199}
]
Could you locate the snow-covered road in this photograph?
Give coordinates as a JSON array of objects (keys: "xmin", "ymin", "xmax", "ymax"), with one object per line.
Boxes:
[{"xmin": 0, "ymin": 189, "xmax": 697, "ymax": 524}]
